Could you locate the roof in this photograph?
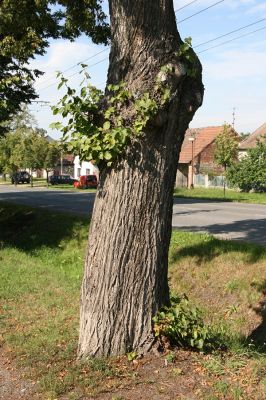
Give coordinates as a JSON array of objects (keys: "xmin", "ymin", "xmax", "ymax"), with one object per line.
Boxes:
[
  {"xmin": 63, "ymin": 154, "xmax": 75, "ymax": 163},
  {"xmin": 178, "ymin": 126, "xmax": 224, "ymax": 164},
  {"xmin": 45, "ymin": 135, "xmax": 55, "ymax": 143},
  {"xmin": 239, "ymin": 123, "xmax": 266, "ymax": 149}
]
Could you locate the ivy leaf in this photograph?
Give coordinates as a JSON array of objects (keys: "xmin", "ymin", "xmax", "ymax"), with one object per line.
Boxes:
[
  {"xmin": 103, "ymin": 121, "xmax": 111, "ymax": 130},
  {"xmin": 104, "ymin": 151, "xmax": 112, "ymax": 160},
  {"xmin": 49, "ymin": 122, "xmax": 62, "ymax": 130},
  {"xmin": 80, "ymin": 87, "xmax": 87, "ymax": 98}
]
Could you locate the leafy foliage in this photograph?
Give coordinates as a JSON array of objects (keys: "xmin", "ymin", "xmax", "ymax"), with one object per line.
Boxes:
[
  {"xmin": 0, "ymin": 107, "xmax": 60, "ymax": 176},
  {"xmin": 214, "ymin": 124, "xmax": 239, "ymax": 170},
  {"xmin": 227, "ymin": 139, "xmax": 266, "ymax": 192},
  {"xmin": 0, "ymin": 0, "xmax": 110, "ymax": 130},
  {"xmin": 51, "ymin": 70, "xmax": 172, "ymax": 167},
  {"xmin": 153, "ymin": 294, "xmax": 224, "ymax": 351},
  {"xmin": 175, "ymin": 37, "xmax": 198, "ymax": 78}
]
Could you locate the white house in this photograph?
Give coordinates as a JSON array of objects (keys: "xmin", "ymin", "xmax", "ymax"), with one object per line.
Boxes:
[{"xmin": 73, "ymin": 156, "xmax": 99, "ymax": 179}]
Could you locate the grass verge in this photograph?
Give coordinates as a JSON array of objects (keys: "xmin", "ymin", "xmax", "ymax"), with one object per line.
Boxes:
[
  {"xmin": 174, "ymin": 187, "xmax": 266, "ymax": 204},
  {"xmin": 1, "ymin": 202, "xmax": 266, "ymax": 399}
]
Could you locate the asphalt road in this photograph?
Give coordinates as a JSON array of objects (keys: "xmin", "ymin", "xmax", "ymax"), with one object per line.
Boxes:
[{"xmin": 0, "ymin": 185, "xmax": 266, "ymax": 246}]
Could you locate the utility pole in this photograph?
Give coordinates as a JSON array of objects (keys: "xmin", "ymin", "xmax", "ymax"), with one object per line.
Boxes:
[
  {"xmin": 188, "ymin": 136, "xmax": 195, "ymax": 189},
  {"xmin": 232, "ymin": 107, "xmax": 236, "ymax": 129}
]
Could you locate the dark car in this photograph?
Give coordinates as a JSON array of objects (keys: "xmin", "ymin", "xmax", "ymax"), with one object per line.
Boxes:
[
  {"xmin": 11, "ymin": 171, "xmax": 31, "ymax": 184},
  {"xmin": 48, "ymin": 174, "xmax": 76, "ymax": 185}
]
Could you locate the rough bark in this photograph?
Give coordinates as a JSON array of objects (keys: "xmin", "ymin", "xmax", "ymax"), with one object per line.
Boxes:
[{"xmin": 78, "ymin": 0, "xmax": 203, "ymax": 357}]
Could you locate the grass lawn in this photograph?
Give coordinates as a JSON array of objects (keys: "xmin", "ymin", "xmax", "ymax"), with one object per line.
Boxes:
[
  {"xmin": 174, "ymin": 187, "xmax": 266, "ymax": 204},
  {"xmin": 1, "ymin": 203, "xmax": 266, "ymax": 399}
]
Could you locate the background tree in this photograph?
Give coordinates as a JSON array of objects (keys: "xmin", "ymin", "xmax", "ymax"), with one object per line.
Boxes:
[
  {"xmin": 0, "ymin": 130, "xmax": 23, "ymax": 177},
  {"xmin": 227, "ymin": 138, "xmax": 266, "ymax": 192},
  {"xmin": 43, "ymin": 142, "xmax": 61, "ymax": 183},
  {"xmin": 0, "ymin": 0, "xmax": 109, "ymax": 132},
  {"xmin": 214, "ymin": 123, "xmax": 239, "ymax": 196},
  {"xmin": 0, "ymin": 107, "xmax": 56, "ymax": 184}
]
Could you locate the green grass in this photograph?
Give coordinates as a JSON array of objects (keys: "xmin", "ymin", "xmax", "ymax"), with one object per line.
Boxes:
[
  {"xmin": 1, "ymin": 203, "xmax": 266, "ymax": 398},
  {"xmin": 169, "ymin": 231, "xmax": 266, "ymax": 348},
  {"xmin": 174, "ymin": 187, "xmax": 266, "ymax": 204}
]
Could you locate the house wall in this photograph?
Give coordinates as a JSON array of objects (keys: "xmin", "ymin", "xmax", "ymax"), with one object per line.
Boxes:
[
  {"xmin": 196, "ymin": 142, "xmax": 223, "ymax": 175},
  {"xmin": 175, "ymin": 164, "xmax": 188, "ymax": 187},
  {"xmin": 74, "ymin": 156, "xmax": 99, "ymax": 179},
  {"xmin": 176, "ymin": 143, "xmax": 224, "ymax": 188}
]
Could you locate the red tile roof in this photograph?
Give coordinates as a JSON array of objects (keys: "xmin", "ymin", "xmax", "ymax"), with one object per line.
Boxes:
[
  {"xmin": 179, "ymin": 126, "xmax": 224, "ymax": 163},
  {"xmin": 239, "ymin": 123, "xmax": 266, "ymax": 149}
]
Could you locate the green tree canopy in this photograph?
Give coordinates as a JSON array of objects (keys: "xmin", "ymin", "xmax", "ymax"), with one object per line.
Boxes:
[
  {"xmin": 227, "ymin": 138, "xmax": 266, "ymax": 192},
  {"xmin": 0, "ymin": 107, "xmax": 60, "ymax": 181},
  {"xmin": 214, "ymin": 123, "xmax": 239, "ymax": 171},
  {"xmin": 0, "ymin": 0, "xmax": 110, "ymax": 133}
]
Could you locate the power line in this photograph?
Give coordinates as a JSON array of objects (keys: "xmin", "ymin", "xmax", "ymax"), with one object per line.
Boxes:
[
  {"xmin": 177, "ymin": 0, "xmax": 225, "ymax": 24},
  {"xmin": 194, "ymin": 17, "xmax": 266, "ymax": 48},
  {"xmin": 37, "ymin": 47, "xmax": 110, "ymax": 90},
  {"xmin": 197, "ymin": 25, "xmax": 266, "ymax": 53},
  {"xmin": 37, "ymin": 1, "xmax": 206, "ymax": 91},
  {"xmin": 174, "ymin": 0, "xmax": 199, "ymax": 13},
  {"xmin": 38, "ymin": 56, "xmax": 109, "ymax": 92},
  {"xmin": 37, "ymin": 0, "xmax": 262, "ymax": 93}
]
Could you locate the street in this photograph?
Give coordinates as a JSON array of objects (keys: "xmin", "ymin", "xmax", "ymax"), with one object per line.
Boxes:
[{"xmin": 0, "ymin": 185, "xmax": 265, "ymax": 246}]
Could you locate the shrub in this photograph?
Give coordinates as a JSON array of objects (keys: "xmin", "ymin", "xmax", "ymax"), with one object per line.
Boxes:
[
  {"xmin": 227, "ymin": 140, "xmax": 266, "ymax": 192},
  {"xmin": 153, "ymin": 294, "xmax": 225, "ymax": 351}
]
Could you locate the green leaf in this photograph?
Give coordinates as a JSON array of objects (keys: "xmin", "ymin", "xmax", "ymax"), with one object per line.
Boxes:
[
  {"xmin": 104, "ymin": 151, "xmax": 112, "ymax": 161},
  {"xmin": 127, "ymin": 352, "xmax": 137, "ymax": 361},
  {"xmin": 103, "ymin": 121, "xmax": 111, "ymax": 130},
  {"xmin": 49, "ymin": 122, "xmax": 62, "ymax": 130}
]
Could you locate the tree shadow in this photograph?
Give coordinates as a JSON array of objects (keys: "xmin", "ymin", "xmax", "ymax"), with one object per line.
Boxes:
[
  {"xmin": 247, "ymin": 280, "xmax": 266, "ymax": 352},
  {"xmin": 170, "ymin": 233, "xmax": 266, "ymax": 265},
  {"xmin": 0, "ymin": 202, "xmax": 89, "ymax": 253},
  {"xmin": 173, "ymin": 215, "xmax": 266, "ymax": 248},
  {"xmin": 174, "ymin": 194, "xmax": 234, "ymax": 203}
]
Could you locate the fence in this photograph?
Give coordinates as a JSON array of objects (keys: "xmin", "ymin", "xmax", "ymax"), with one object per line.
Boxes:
[{"xmin": 194, "ymin": 174, "xmax": 226, "ymax": 188}]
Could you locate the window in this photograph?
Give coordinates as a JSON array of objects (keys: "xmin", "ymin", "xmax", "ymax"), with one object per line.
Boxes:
[
  {"xmin": 86, "ymin": 168, "xmax": 90, "ymax": 175},
  {"xmin": 77, "ymin": 168, "xmax": 81, "ymax": 177}
]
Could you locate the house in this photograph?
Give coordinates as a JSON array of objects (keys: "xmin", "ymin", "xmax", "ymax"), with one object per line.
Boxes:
[
  {"xmin": 73, "ymin": 156, "xmax": 99, "ymax": 180},
  {"xmin": 238, "ymin": 122, "xmax": 266, "ymax": 159},
  {"xmin": 33, "ymin": 153, "xmax": 75, "ymax": 178},
  {"xmin": 176, "ymin": 126, "xmax": 237, "ymax": 188},
  {"xmin": 53, "ymin": 154, "xmax": 75, "ymax": 176}
]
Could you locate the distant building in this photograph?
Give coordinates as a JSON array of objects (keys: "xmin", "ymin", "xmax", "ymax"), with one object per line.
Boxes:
[
  {"xmin": 238, "ymin": 122, "xmax": 266, "ymax": 159},
  {"xmin": 176, "ymin": 125, "xmax": 238, "ymax": 188},
  {"xmin": 73, "ymin": 156, "xmax": 99, "ymax": 180}
]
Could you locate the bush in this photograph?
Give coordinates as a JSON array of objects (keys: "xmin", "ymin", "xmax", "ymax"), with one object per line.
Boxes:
[
  {"xmin": 227, "ymin": 140, "xmax": 266, "ymax": 192},
  {"xmin": 153, "ymin": 294, "xmax": 225, "ymax": 351}
]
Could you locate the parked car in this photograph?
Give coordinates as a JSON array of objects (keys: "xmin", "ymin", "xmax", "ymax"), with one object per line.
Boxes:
[
  {"xmin": 48, "ymin": 175, "xmax": 77, "ymax": 185},
  {"xmin": 73, "ymin": 175, "xmax": 98, "ymax": 189},
  {"xmin": 11, "ymin": 171, "xmax": 31, "ymax": 184}
]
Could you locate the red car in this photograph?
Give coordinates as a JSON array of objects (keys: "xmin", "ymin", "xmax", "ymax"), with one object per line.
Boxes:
[{"xmin": 74, "ymin": 175, "xmax": 98, "ymax": 189}]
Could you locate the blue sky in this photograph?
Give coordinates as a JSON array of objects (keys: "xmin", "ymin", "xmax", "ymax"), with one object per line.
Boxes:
[{"xmin": 29, "ymin": 0, "xmax": 266, "ymax": 138}]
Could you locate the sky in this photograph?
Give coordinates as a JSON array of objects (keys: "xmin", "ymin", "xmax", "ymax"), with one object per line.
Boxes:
[{"xmin": 29, "ymin": 0, "xmax": 266, "ymax": 139}]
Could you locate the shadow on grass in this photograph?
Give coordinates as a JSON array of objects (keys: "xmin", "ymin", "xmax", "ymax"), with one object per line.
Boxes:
[
  {"xmin": 170, "ymin": 234, "xmax": 266, "ymax": 265},
  {"xmin": 174, "ymin": 189, "xmax": 266, "ymax": 204},
  {"xmin": 246, "ymin": 279, "xmax": 266, "ymax": 352},
  {"xmin": 0, "ymin": 202, "xmax": 89, "ymax": 252},
  {"xmin": 174, "ymin": 193, "xmax": 234, "ymax": 203}
]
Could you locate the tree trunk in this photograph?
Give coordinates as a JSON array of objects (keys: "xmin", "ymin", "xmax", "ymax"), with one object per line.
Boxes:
[
  {"xmin": 30, "ymin": 169, "xmax": 33, "ymax": 187},
  {"xmin": 78, "ymin": 0, "xmax": 203, "ymax": 358}
]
